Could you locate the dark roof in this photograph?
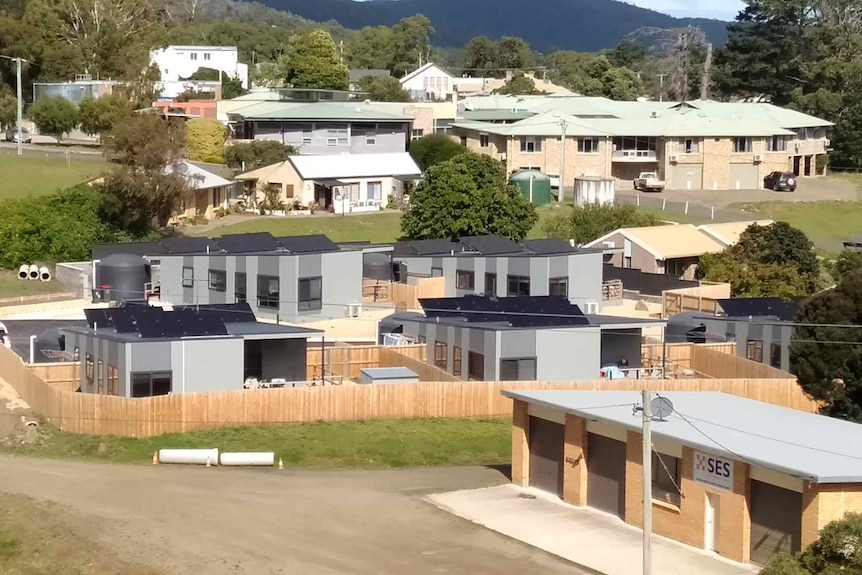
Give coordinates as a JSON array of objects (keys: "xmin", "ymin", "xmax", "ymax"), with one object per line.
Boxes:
[
  {"xmin": 717, "ymin": 297, "xmax": 804, "ymax": 322},
  {"xmin": 277, "ymin": 234, "xmax": 340, "ymax": 253},
  {"xmin": 216, "ymin": 232, "xmax": 282, "ymax": 254},
  {"xmin": 160, "ymin": 237, "xmax": 219, "ymax": 254},
  {"xmin": 459, "ymin": 235, "xmax": 521, "ymax": 255},
  {"xmin": 520, "ymin": 238, "xmax": 579, "ymax": 255},
  {"xmin": 393, "ymin": 238, "xmax": 464, "ymax": 257},
  {"xmin": 173, "ymin": 302, "xmax": 255, "ymax": 323},
  {"xmin": 419, "ymin": 295, "xmax": 590, "ymax": 328},
  {"xmin": 92, "ymin": 242, "xmax": 164, "ymax": 260}
]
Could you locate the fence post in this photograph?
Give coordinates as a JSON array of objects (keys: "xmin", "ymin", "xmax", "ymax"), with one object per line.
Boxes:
[
  {"xmin": 711, "ymin": 206, "xmax": 715, "ymax": 220},
  {"xmin": 662, "ymin": 199, "xmax": 666, "ymax": 211},
  {"xmin": 684, "ymin": 201, "xmax": 689, "ymax": 215},
  {"xmin": 637, "ymin": 194, "xmax": 640, "ymax": 207}
]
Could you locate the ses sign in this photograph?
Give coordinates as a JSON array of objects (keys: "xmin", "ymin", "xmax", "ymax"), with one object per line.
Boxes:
[{"xmin": 693, "ymin": 450, "xmax": 734, "ymax": 492}]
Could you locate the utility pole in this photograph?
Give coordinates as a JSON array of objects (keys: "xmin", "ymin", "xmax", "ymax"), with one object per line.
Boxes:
[
  {"xmin": 338, "ymin": 40, "xmax": 344, "ymax": 66},
  {"xmin": 0, "ymin": 55, "xmax": 25, "ymax": 156},
  {"xmin": 700, "ymin": 43, "xmax": 713, "ymax": 101},
  {"xmin": 657, "ymin": 74, "xmax": 668, "ymax": 103},
  {"xmin": 557, "ymin": 116, "xmax": 568, "ymax": 203},
  {"xmin": 642, "ymin": 389, "xmax": 653, "ymax": 575}
]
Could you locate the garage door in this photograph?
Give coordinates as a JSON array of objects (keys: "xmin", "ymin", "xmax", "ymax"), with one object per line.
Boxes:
[
  {"xmin": 668, "ymin": 164, "xmax": 703, "ymax": 190},
  {"xmin": 750, "ymin": 480, "xmax": 802, "ymax": 565},
  {"xmin": 528, "ymin": 416, "xmax": 564, "ymax": 496},
  {"xmin": 586, "ymin": 433, "xmax": 627, "ymax": 518},
  {"xmin": 729, "ymin": 164, "xmax": 759, "ymax": 190}
]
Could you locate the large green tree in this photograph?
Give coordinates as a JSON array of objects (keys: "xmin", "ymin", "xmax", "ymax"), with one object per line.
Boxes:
[
  {"xmin": 185, "ymin": 118, "xmax": 226, "ymax": 164},
  {"xmin": 760, "ymin": 513, "xmax": 862, "ymax": 574},
  {"xmin": 226, "ymin": 141, "xmax": 295, "ymax": 170},
  {"xmin": 0, "ymin": 89, "xmax": 15, "ymax": 129},
  {"xmin": 408, "ymin": 134, "xmax": 467, "ymax": 171},
  {"xmin": 543, "ymin": 203, "xmax": 662, "ymax": 246},
  {"xmin": 283, "ymin": 29, "xmax": 348, "ymax": 90},
  {"xmin": 77, "ymin": 94, "xmax": 134, "ymax": 140},
  {"xmin": 359, "ymin": 75, "xmax": 411, "ymax": 102},
  {"xmin": 401, "ymin": 153, "xmax": 537, "ymax": 241},
  {"xmin": 464, "ymin": 36, "xmax": 498, "ymax": 76},
  {"xmin": 495, "ymin": 72, "xmax": 540, "ymax": 95},
  {"xmin": 30, "ymin": 96, "xmax": 78, "ymax": 141}
]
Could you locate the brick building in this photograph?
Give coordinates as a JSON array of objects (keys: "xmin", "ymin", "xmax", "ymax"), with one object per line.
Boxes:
[
  {"xmin": 503, "ymin": 390, "xmax": 862, "ymax": 566},
  {"xmin": 453, "ymin": 96, "xmax": 832, "ymax": 191}
]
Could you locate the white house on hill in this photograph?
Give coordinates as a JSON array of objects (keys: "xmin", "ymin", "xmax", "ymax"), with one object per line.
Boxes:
[{"xmin": 150, "ymin": 45, "xmax": 249, "ymax": 100}]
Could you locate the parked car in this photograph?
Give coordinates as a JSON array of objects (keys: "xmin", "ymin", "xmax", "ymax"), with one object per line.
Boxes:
[
  {"xmin": 763, "ymin": 171, "xmax": 797, "ymax": 192},
  {"xmin": 4, "ymin": 127, "xmax": 32, "ymax": 144},
  {"xmin": 633, "ymin": 172, "xmax": 665, "ymax": 192}
]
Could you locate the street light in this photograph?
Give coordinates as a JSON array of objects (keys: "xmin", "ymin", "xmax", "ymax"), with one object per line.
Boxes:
[{"xmin": 0, "ymin": 54, "xmax": 27, "ymax": 156}]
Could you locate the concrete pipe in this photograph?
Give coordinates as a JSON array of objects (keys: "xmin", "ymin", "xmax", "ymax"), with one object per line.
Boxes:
[
  {"xmin": 157, "ymin": 448, "xmax": 219, "ymax": 466},
  {"xmin": 219, "ymin": 452, "xmax": 275, "ymax": 466},
  {"xmin": 27, "ymin": 265, "xmax": 39, "ymax": 280},
  {"xmin": 39, "ymin": 267, "xmax": 51, "ymax": 282},
  {"xmin": 18, "ymin": 265, "xmax": 29, "ymax": 280}
]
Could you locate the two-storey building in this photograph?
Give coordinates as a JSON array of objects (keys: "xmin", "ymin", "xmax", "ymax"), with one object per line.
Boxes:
[{"xmin": 150, "ymin": 45, "xmax": 249, "ymax": 100}]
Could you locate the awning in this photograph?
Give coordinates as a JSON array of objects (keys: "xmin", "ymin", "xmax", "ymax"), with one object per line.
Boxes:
[
  {"xmin": 394, "ymin": 174, "xmax": 423, "ymax": 182},
  {"xmin": 314, "ymin": 178, "xmax": 347, "ymax": 187}
]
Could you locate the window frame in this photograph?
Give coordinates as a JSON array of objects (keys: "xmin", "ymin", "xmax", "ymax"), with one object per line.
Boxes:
[
  {"xmin": 499, "ymin": 357, "xmax": 537, "ymax": 381},
  {"xmin": 733, "ymin": 136, "xmax": 752, "ymax": 154},
  {"xmin": 651, "ymin": 452, "xmax": 681, "ymax": 507},
  {"xmin": 455, "ymin": 270, "xmax": 475, "ymax": 290},
  {"xmin": 484, "ymin": 273, "xmax": 497, "ymax": 295},
  {"xmin": 520, "ymin": 137, "xmax": 542, "ymax": 153},
  {"xmin": 467, "ymin": 351, "xmax": 485, "ymax": 381},
  {"xmin": 479, "ymin": 133, "xmax": 490, "ymax": 148},
  {"xmin": 577, "ymin": 137, "xmax": 599, "ymax": 154},
  {"xmin": 434, "ymin": 341, "xmax": 447, "ymax": 370},
  {"xmin": 182, "ymin": 266, "xmax": 194, "ymax": 288},
  {"xmin": 235, "ymin": 272, "xmax": 247, "ymax": 303},
  {"xmin": 257, "ymin": 274, "xmax": 280, "ymax": 309},
  {"xmin": 366, "ymin": 181, "xmax": 383, "ymax": 202},
  {"xmin": 768, "ymin": 135, "xmax": 787, "ymax": 152},
  {"xmin": 681, "ymin": 137, "xmax": 699, "ymax": 154},
  {"xmin": 208, "ymin": 269, "xmax": 226, "ymax": 292},
  {"xmin": 97, "ymin": 359, "xmax": 104, "ymax": 394},
  {"xmin": 298, "ymin": 276, "xmax": 323, "ymax": 311},
  {"xmin": 747, "ymin": 340, "xmax": 764, "ymax": 363},
  {"xmin": 431, "ymin": 267, "xmax": 443, "ymax": 278},
  {"xmin": 85, "ymin": 353, "xmax": 94, "ymax": 383},
  {"xmin": 130, "ymin": 371, "xmax": 173, "ymax": 398},
  {"xmin": 549, "ymin": 277, "xmax": 568, "ymax": 298},
  {"xmin": 506, "ymin": 275, "xmax": 530, "ymax": 297},
  {"xmin": 453, "ymin": 346, "xmax": 462, "ymax": 377},
  {"xmin": 411, "ymin": 128, "xmax": 424, "ymax": 140},
  {"xmin": 107, "ymin": 364, "xmax": 119, "ymax": 396}
]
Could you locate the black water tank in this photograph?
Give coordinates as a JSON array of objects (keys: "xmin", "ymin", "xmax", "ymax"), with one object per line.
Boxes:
[{"xmin": 96, "ymin": 253, "xmax": 150, "ymax": 302}]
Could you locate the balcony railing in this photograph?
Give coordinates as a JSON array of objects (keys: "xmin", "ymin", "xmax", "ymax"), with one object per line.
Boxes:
[{"xmin": 612, "ymin": 150, "xmax": 658, "ymax": 162}]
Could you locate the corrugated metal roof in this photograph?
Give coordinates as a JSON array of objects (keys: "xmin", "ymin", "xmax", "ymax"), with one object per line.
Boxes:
[
  {"xmin": 502, "ymin": 390, "xmax": 862, "ymax": 484},
  {"xmin": 231, "ymin": 101, "xmax": 412, "ymax": 122},
  {"xmin": 169, "ymin": 161, "xmax": 233, "ymax": 190},
  {"xmin": 697, "ymin": 220, "xmax": 773, "ymax": 246},
  {"xmin": 585, "ymin": 224, "xmax": 725, "ymax": 260},
  {"xmin": 289, "ymin": 152, "xmax": 421, "ymax": 180}
]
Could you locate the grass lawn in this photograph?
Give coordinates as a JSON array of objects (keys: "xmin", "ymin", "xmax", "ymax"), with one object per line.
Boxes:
[
  {"xmin": 0, "ymin": 153, "xmax": 106, "ymax": 199},
  {"xmin": 0, "ymin": 270, "xmax": 69, "ymax": 299},
  {"xmin": 0, "ymin": 418, "xmax": 511, "ymax": 468}
]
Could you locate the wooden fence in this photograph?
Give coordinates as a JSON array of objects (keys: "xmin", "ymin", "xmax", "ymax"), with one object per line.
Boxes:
[
  {"xmin": 690, "ymin": 345, "xmax": 791, "ymax": 380},
  {"xmin": 641, "ymin": 342, "xmax": 737, "ymax": 372},
  {"xmin": 391, "ymin": 277, "xmax": 446, "ymax": 310},
  {"xmin": 661, "ymin": 283, "xmax": 731, "ymax": 319},
  {"xmin": 305, "ymin": 344, "xmax": 426, "ymax": 381},
  {"xmin": 26, "ymin": 362, "xmax": 79, "ymax": 392},
  {"xmin": 378, "ymin": 346, "xmax": 461, "ymax": 382}
]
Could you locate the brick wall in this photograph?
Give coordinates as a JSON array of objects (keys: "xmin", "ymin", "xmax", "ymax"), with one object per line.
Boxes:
[
  {"xmin": 802, "ymin": 483, "xmax": 862, "ymax": 547},
  {"xmin": 563, "ymin": 414, "xmax": 588, "ymax": 505}
]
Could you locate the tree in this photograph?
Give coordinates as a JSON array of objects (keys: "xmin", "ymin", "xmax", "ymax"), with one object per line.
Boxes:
[
  {"xmin": 495, "ymin": 72, "xmax": 540, "ymax": 95},
  {"xmin": 221, "ymin": 74, "xmax": 247, "ymax": 99},
  {"xmin": 733, "ymin": 222, "xmax": 821, "ymax": 289},
  {"xmin": 251, "ymin": 61, "xmax": 285, "ymax": 88},
  {"xmin": 389, "ymin": 16, "xmax": 434, "ymax": 77},
  {"xmin": 401, "ymin": 153, "xmax": 537, "ymax": 241},
  {"xmin": 601, "ymin": 67, "xmax": 644, "ymax": 100},
  {"xmin": 29, "ymin": 96, "xmax": 78, "ymax": 141},
  {"xmin": 791, "ymin": 268, "xmax": 862, "ymax": 421},
  {"xmin": 607, "ymin": 40, "xmax": 647, "ymax": 69},
  {"xmin": 284, "ymin": 29, "xmax": 348, "ymax": 90},
  {"xmin": 759, "ymin": 513, "xmax": 862, "ymax": 574},
  {"xmin": 174, "ymin": 89, "xmax": 215, "ymax": 102},
  {"xmin": 0, "ymin": 89, "xmax": 15, "ymax": 129},
  {"xmin": 77, "ymin": 94, "xmax": 134, "ymax": 141},
  {"xmin": 542, "ymin": 203, "xmax": 662, "ymax": 246},
  {"xmin": 834, "ymin": 251, "xmax": 862, "ymax": 281},
  {"xmin": 185, "ymin": 118, "xmax": 226, "ymax": 164},
  {"xmin": 464, "ymin": 36, "xmax": 498, "ymax": 76},
  {"xmin": 347, "ymin": 25, "xmax": 395, "ymax": 71},
  {"xmin": 408, "ymin": 134, "xmax": 467, "ymax": 171},
  {"xmin": 225, "ymin": 140, "xmax": 295, "ymax": 170},
  {"xmin": 359, "ymin": 75, "xmax": 411, "ymax": 102},
  {"xmin": 495, "ymin": 36, "xmax": 534, "ymax": 71}
]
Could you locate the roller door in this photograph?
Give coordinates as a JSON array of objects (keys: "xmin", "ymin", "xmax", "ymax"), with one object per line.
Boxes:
[
  {"xmin": 668, "ymin": 164, "xmax": 703, "ymax": 190},
  {"xmin": 586, "ymin": 433, "xmax": 627, "ymax": 518},
  {"xmin": 729, "ymin": 164, "xmax": 759, "ymax": 190},
  {"xmin": 750, "ymin": 480, "xmax": 802, "ymax": 565},
  {"xmin": 528, "ymin": 416, "xmax": 564, "ymax": 496}
]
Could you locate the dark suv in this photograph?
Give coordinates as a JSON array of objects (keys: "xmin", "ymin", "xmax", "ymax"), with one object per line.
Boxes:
[{"xmin": 764, "ymin": 171, "xmax": 797, "ymax": 192}]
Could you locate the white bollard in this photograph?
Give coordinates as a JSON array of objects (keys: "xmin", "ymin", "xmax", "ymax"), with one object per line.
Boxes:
[{"xmin": 684, "ymin": 201, "xmax": 689, "ymax": 215}]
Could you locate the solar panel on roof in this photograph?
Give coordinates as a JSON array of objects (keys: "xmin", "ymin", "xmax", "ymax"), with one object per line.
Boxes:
[
  {"xmin": 91, "ymin": 242, "xmax": 164, "ymax": 260},
  {"xmin": 84, "ymin": 308, "xmax": 115, "ymax": 329},
  {"xmin": 137, "ymin": 309, "xmax": 228, "ymax": 338},
  {"xmin": 419, "ymin": 295, "xmax": 588, "ymax": 328},
  {"xmin": 396, "ymin": 238, "xmax": 463, "ymax": 256},
  {"xmin": 717, "ymin": 297, "xmax": 802, "ymax": 322},
  {"xmin": 459, "ymin": 235, "xmax": 521, "ymax": 255},
  {"xmin": 160, "ymin": 237, "xmax": 218, "ymax": 254},
  {"xmin": 520, "ymin": 238, "xmax": 578, "ymax": 255},
  {"xmin": 215, "ymin": 232, "xmax": 282, "ymax": 254},
  {"xmin": 174, "ymin": 302, "xmax": 255, "ymax": 323},
  {"xmin": 277, "ymin": 234, "xmax": 340, "ymax": 253}
]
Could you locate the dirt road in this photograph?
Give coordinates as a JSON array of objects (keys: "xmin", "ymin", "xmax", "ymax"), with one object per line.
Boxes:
[{"xmin": 0, "ymin": 456, "xmax": 582, "ymax": 574}]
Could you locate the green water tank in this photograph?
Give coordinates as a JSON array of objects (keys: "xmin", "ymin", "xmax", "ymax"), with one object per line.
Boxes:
[{"xmin": 510, "ymin": 170, "xmax": 552, "ymax": 206}]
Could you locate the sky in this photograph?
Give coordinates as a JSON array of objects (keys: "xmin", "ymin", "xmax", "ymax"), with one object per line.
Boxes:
[{"xmin": 623, "ymin": 0, "xmax": 745, "ymax": 20}]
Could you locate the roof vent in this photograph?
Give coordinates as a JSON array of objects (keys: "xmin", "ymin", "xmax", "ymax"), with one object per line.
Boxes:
[
  {"xmin": 355, "ymin": 108, "xmax": 362, "ymax": 113},
  {"xmin": 650, "ymin": 111, "xmax": 659, "ymax": 119}
]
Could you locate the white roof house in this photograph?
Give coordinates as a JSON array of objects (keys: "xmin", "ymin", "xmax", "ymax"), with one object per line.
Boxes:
[
  {"xmin": 150, "ymin": 45, "xmax": 249, "ymax": 100},
  {"xmin": 289, "ymin": 152, "xmax": 421, "ymax": 180},
  {"xmin": 400, "ymin": 63, "xmax": 456, "ymax": 102}
]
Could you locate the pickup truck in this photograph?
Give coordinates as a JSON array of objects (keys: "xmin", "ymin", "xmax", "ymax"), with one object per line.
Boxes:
[{"xmin": 633, "ymin": 172, "xmax": 665, "ymax": 193}]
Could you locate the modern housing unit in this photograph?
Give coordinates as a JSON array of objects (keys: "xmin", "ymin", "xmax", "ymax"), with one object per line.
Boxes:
[
  {"xmin": 235, "ymin": 152, "xmax": 421, "ymax": 212},
  {"xmin": 382, "ymin": 295, "xmax": 663, "ymax": 381},
  {"xmin": 150, "ymin": 45, "xmax": 249, "ymax": 100},
  {"xmin": 393, "ymin": 236, "xmax": 605, "ymax": 312},
  {"xmin": 453, "ymin": 95, "xmax": 832, "ymax": 190},
  {"xmin": 62, "ymin": 303, "xmax": 320, "ymax": 397},
  {"xmin": 227, "ymin": 101, "xmax": 414, "ymax": 154},
  {"xmin": 505, "ymin": 390, "xmax": 862, "ymax": 565}
]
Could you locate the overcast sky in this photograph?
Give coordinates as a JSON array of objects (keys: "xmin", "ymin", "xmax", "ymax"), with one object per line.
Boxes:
[{"xmin": 624, "ymin": 0, "xmax": 745, "ymax": 20}]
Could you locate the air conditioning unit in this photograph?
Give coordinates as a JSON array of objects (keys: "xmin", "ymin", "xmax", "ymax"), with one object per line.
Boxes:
[
  {"xmin": 499, "ymin": 153, "xmax": 507, "ymax": 161},
  {"xmin": 669, "ymin": 154, "xmax": 679, "ymax": 163},
  {"xmin": 584, "ymin": 301, "xmax": 599, "ymax": 314},
  {"xmin": 346, "ymin": 302, "xmax": 362, "ymax": 318},
  {"xmin": 753, "ymin": 154, "xmax": 763, "ymax": 162}
]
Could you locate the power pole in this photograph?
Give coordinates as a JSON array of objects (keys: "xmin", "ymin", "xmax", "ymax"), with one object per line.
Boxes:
[
  {"xmin": 657, "ymin": 74, "xmax": 668, "ymax": 102},
  {"xmin": 674, "ymin": 30, "xmax": 692, "ymax": 101},
  {"xmin": 15, "ymin": 57, "xmax": 22, "ymax": 156},
  {"xmin": 557, "ymin": 116, "xmax": 568, "ymax": 203},
  {"xmin": 642, "ymin": 390, "xmax": 653, "ymax": 575},
  {"xmin": 338, "ymin": 41, "xmax": 344, "ymax": 66},
  {"xmin": 700, "ymin": 43, "xmax": 713, "ymax": 101}
]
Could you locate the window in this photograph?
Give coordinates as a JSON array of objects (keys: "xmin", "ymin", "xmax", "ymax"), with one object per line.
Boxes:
[
  {"xmin": 257, "ymin": 274, "xmax": 280, "ymax": 309},
  {"xmin": 499, "ymin": 358, "xmax": 537, "ymax": 381},
  {"xmin": 366, "ymin": 181, "xmax": 383, "ymax": 202},
  {"xmin": 411, "ymin": 129, "xmax": 424, "ymax": 140},
  {"xmin": 434, "ymin": 341, "xmax": 447, "ymax": 369},
  {"xmin": 681, "ymin": 138, "xmax": 699, "ymax": 154},
  {"xmin": 520, "ymin": 137, "xmax": 542, "ymax": 153},
  {"xmin": 431, "ymin": 267, "xmax": 443, "ymax": 278},
  {"xmin": 107, "ymin": 365, "xmax": 119, "ymax": 396},
  {"xmin": 507, "ymin": 275, "xmax": 530, "ymax": 297},
  {"xmin": 190, "ymin": 52, "xmax": 198, "ymax": 60},
  {"xmin": 733, "ymin": 137, "xmax": 752, "ymax": 153},
  {"xmin": 484, "ymin": 273, "xmax": 497, "ymax": 295},
  {"xmin": 208, "ymin": 269, "xmax": 226, "ymax": 292},
  {"xmin": 460, "ymin": 136, "xmax": 468, "ymax": 146},
  {"xmin": 453, "ymin": 346, "xmax": 462, "ymax": 377},
  {"xmin": 235, "ymin": 272, "xmax": 247, "ymax": 303},
  {"xmin": 770, "ymin": 342, "xmax": 782, "ymax": 369},
  {"xmin": 298, "ymin": 277, "xmax": 322, "ymax": 311},
  {"xmin": 85, "ymin": 354, "xmax": 94, "ymax": 383},
  {"xmin": 131, "ymin": 372, "xmax": 172, "ymax": 398},
  {"xmin": 182, "ymin": 266, "xmax": 194, "ymax": 288},
  {"xmin": 455, "ymin": 270, "xmax": 475, "ymax": 290},
  {"xmin": 203, "ymin": 52, "xmax": 211, "ymax": 61},
  {"xmin": 747, "ymin": 340, "xmax": 763, "ymax": 363},
  {"xmin": 578, "ymin": 137, "xmax": 599, "ymax": 153},
  {"xmin": 299, "ymin": 123, "xmax": 313, "ymax": 144},
  {"xmin": 324, "ymin": 125, "xmax": 348, "ymax": 146},
  {"xmin": 285, "ymin": 184, "xmax": 294, "ymax": 198},
  {"xmin": 549, "ymin": 277, "xmax": 568, "ymax": 297},
  {"xmin": 767, "ymin": 135, "xmax": 788, "ymax": 152},
  {"xmin": 97, "ymin": 360, "xmax": 104, "ymax": 393},
  {"xmin": 467, "ymin": 351, "xmax": 485, "ymax": 381},
  {"xmin": 479, "ymin": 134, "xmax": 490, "ymax": 148},
  {"xmin": 353, "ymin": 123, "xmax": 376, "ymax": 145},
  {"xmin": 652, "ymin": 452, "xmax": 681, "ymax": 506}
]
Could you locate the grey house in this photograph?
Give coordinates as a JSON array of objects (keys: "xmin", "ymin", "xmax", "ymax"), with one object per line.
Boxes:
[
  {"xmin": 62, "ymin": 303, "xmax": 321, "ymax": 397},
  {"xmin": 393, "ymin": 236, "xmax": 605, "ymax": 313},
  {"xmin": 228, "ymin": 101, "xmax": 413, "ymax": 155},
  {"xmin": 382, "ymin": 295, "xmax": 664, "ymax": 381}
]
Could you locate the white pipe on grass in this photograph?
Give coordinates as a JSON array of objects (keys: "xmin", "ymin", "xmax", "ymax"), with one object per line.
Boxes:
[
  {"xmin": 158, "ymin": 448, "xmax": 219, "ymax": 466},
  {"xmin": 28, "ymin": 264, "xmax": 39, "ymax": 280},
  {"xmin": 18, "ymin": 265, "xmax": 29, "ymax": 280},
  {"xmin": 39, "ymin": 267, "xmax": 51, "ymax": 282},
  {"xmin": 220, "ymin": 452, "xmax": 275, "ymax": 467}
]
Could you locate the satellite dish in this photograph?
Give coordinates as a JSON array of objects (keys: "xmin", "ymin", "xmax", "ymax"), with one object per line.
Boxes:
[{"xmin": 650, "ymin": 396, "xmax": 674, "ymax": 421}]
